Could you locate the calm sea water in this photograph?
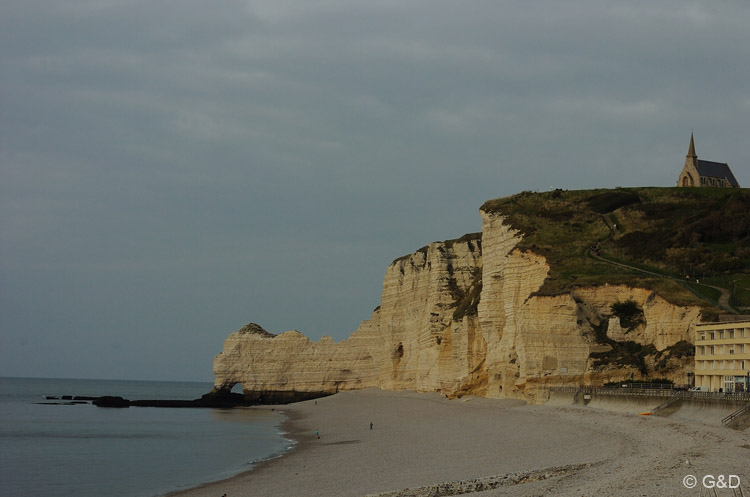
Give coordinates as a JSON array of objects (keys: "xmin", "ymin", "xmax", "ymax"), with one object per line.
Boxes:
[{"xmin": 0, "ymin": 377, "xmax": 291, "ymax": 497}]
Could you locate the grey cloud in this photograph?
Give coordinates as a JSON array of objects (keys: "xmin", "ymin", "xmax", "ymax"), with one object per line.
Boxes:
[{"xmin": 1, "ymin": 0, "xmax": 748, "ymax": 380}]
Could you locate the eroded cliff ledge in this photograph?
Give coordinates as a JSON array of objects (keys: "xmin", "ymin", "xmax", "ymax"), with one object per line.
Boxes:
[{"xmin": 214, "ymin": 191, "xmax": 709, "ymax": 403}]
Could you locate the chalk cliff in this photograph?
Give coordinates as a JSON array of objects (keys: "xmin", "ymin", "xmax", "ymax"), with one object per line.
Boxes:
[{"xmin": 213, "ymin": 207, "xmax": 701, "ymax": 403}]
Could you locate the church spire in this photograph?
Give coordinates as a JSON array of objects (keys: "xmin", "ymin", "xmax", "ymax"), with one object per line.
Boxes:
[{"xmin": 687, "ymin": 132, "xmax": 697, "ymax": 158}]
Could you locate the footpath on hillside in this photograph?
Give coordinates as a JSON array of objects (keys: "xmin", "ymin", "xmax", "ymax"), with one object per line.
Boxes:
[{"xmin": 588, "ymin": 219, "xmax": 735, "ymax": 313}]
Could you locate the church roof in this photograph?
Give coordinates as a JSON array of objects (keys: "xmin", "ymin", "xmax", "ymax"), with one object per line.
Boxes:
[{"xmin": 696, "ymin": 159, "xmax": 739, "ymax": 187}]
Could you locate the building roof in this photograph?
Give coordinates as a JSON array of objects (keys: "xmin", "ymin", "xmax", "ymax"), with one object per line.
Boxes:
[{"xmin": 696, "ymin": 159, "xmax": 740, "ymax": 187}]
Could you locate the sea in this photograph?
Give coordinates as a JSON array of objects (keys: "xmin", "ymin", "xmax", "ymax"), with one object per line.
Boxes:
[{"xmin": 0, "ymin": 377, "xmax": 292, "ymax": 497}]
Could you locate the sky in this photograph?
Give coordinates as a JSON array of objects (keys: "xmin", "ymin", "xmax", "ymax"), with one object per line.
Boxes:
[{"xmin": 2, "ymin": 1, "xmax": 749, "ymax": 382}]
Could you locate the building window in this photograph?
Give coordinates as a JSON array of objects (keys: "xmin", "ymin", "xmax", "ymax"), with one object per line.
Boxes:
[{"xmin": 725, "ymin": 376, "xmax": 734, "ymax": 392}]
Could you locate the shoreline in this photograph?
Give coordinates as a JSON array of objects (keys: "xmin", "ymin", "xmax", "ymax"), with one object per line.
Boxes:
[
  {"xmin": 168, "ymin": 389, "xmax": 750, "ymax": 497},
  {"xmin": 164, "ymin": 405, "xmax": 307, "ymax": 497}
]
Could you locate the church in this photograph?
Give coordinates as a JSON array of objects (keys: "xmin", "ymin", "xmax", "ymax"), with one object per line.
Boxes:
[{"xmin": 677, "ymin": 133, "xmax": 739, "ymax": 188}]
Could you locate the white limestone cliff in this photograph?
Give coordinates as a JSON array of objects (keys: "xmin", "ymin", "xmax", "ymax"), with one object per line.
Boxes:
[{"xmin": 213, "ymin": 211, "xmax": 700, "ymax": 403}]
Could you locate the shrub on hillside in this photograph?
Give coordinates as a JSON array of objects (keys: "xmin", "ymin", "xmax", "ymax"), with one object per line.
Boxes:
[{"xmin": 611, "ymin": 299, "xmax": 644, "ymax": 331}]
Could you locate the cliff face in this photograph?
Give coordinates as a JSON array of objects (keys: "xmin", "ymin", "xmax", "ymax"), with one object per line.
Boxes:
[
  {"xmin": 211, "ymin": 324, "xmax": 378, "ymax": 402},
  {"xmin": 213, "ymin": 235, "xmax": 485, "ymax": 399},
  {"xmin": 213, "ymin": 211, "xmax": 700, "ymax": 403}
]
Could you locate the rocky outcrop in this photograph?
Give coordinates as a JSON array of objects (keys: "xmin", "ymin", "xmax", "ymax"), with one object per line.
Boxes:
[
  {"xmin": 212, "ymin": 211, "xmax": 700, "ymax": 403},
  {"xmin": 212, "ymin": 324, "xmax": 379, "ymax": 399},
  {"xmin": 90, "ymin": 391, "xmax": 276, "ymax": 408}
]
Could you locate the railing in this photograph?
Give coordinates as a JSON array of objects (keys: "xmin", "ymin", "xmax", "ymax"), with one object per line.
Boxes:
[
  {"xmin": 652, "ymin": 394, "xmax": 682, "ymax": 412},
  {"xmin": 550, "ymin": 386, "xmax": 579, "ymax": 394},
  {"xmin": 613, "ymin": 383, "xmax": 678, "ymax": 390},
  {"xmin": 551, "ymin": 383, "xmax": 683, "ymax": 391},
  {"xmin": 722, "ymin": 403, "xmax": 750, "ymax": 426},
  {"xmin": 549, "ymin": 386, "xmax": 750, "ymax": 401},
  {"xmin": 580, "ymin": 387, "xmax": 678, "ymax": 398},
  {"xmin": 689, "ymin": 390, "xmax": 750, "ymax": 402}
]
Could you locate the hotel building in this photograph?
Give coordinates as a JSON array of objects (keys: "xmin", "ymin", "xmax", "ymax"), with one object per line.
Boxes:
[{"xmin": 695, "ymin": 321, "xmax": 750, "ymax": 392}]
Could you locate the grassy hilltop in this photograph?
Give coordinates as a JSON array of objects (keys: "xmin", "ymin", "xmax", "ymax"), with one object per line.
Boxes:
[{"xmin": 481, "ymin": 187, "xmax": 750, "ymax": 317}]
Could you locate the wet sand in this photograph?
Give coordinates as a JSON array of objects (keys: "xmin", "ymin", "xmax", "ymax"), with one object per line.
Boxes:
[{"xmin": 168, "ymin": 389, "xmax": 750, "ymax": 497}]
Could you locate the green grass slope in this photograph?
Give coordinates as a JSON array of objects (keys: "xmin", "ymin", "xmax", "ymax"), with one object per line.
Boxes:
[{"xmin": 481, "ymin": 187, "xmax": 750, "ymax": 317}]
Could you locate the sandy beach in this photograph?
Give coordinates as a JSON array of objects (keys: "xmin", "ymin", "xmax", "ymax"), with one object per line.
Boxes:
[{"xmin": 169, "ymin": 389, "xmax": 750, "ymax": 497}]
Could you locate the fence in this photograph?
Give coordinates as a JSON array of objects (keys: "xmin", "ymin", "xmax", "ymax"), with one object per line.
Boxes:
[{"xmin": 549, "ymin": 385, "xmax": 750, "ymax": 402}]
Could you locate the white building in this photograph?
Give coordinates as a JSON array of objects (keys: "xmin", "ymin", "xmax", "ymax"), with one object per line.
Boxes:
[{"xmin": 695, "ymin": 321, "xmax": 750, "ymax": 392}]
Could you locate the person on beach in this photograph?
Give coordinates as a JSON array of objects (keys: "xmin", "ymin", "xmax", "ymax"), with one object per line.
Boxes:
[
  {"xmin": 370, "ymin": 421, "xmax": 373, "ymax": 430},
  {"xmin": 314, "ymin": 429, "xmax": 319, "ymax": 439}
]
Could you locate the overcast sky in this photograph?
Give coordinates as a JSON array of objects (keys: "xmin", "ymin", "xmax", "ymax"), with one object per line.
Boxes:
[{"xmin": 2, "ymin": 1, "xmax": 749, "ymax": 382}]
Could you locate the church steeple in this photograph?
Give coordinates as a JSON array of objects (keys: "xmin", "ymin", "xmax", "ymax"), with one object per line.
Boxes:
[{"xmin": 687, "ymin": 132, "xmax": 697, "ymax": 158}]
